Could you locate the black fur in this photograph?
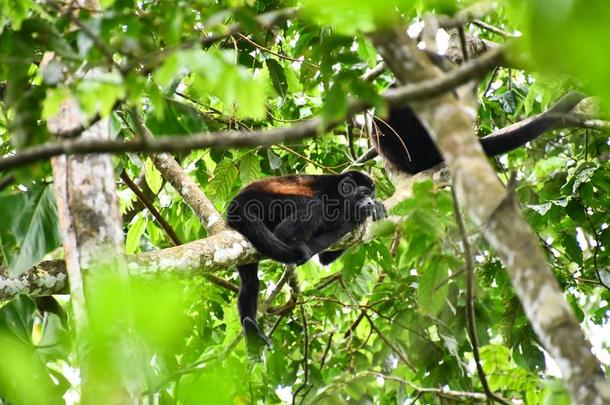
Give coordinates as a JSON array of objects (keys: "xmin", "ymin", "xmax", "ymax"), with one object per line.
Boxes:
[
  {"xmin": 372, "ymin": 53, "xmax": 586, "ymax": 174},
  {"xmin": 372, "ymin": 90, "xmax": 586, "ymax": 174},
  {"xmin": 227, "ymin": 171, "xmax": 386, "ymax": 353}
]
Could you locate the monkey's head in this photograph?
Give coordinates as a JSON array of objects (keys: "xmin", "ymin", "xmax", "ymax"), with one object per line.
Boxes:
[{"xmin": 338, "ymin": 171, "xmax": 386, "ymax": 222}]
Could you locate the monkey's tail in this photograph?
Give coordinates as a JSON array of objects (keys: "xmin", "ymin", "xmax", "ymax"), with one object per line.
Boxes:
[
  {"xmin": 238, "ymin": 220, "xmax": 304, "ymax": 264},
  {"xmin": 480, "ymin": 91, "xmax": 587, "ymax": 156}
]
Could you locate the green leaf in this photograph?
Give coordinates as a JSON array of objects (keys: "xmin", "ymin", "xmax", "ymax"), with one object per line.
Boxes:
[
  {"xmin": 238, "ymin": 153, "xmax": 261, "ymax": 185},
  {"xmin": 0, "ymin": 0, "xmax": 33, "ymax": 31},
  {"xmin": 572, "ymin": 166, "xmax": 597, "ymax": 193},
  {"xmin": 0, "ymin": 296, "xmax": 63, "ymax": 404},
  {"xmin": 145, "ymin": 158, "xmax": 163, "ymax": 194},
  {"xmin": 565, "ymin": 199, "xmax": 586, "ymax": 224},
  {"xmin": 321, "ymin": 83, "xmax": 347, "ymax": 122},
  {"xmin": 513, "ymin": 340, "xmax": 545, "ymax": 372},
  {"xmin": 76, "ymin": 75, "xmax": 126, "ymax": 119},
  {"xmin": 356, "ymin": 34, "xmax": 378, "ymax": 67},
  {"xmin": 0, "ymin": 185, "xmax": 61, "ymax": 276},
  {"xmin": 542, "ymin": 380, "xmax": 571, "ymax": 405},
  {"xmin": 235, "ymin": 74, "xmax": 266, "ymax": 119},
  {"xmin": 267, "ymin": 148, "xmax": 282, "ymax": 170},
  {"xmin": 208, "ymin": 158, "xmax": 238, "ymax": 202},
  {"xmin": 99, "ymin": 0, "xmax": 116, "ymax": 8},
  {"xmin": 560, "ymin": 233, "xmax": 583, "ymax": 264},
  {"xmin": 126, "ymin": 215, "xmax": 147, "ymax": 254},
  {"xmin": 418, "ymin": 256, "xmax": 449, "ymax": 315},
  {"xmin": 41, "ymin": 88, "xmax": 71, "ymax": 120},
  {"xmin": 266, "ymin": 59, "xmax": 288, "ymax": 97},
  {"xmin": 0, "ymin": 295, "xmax": 35, "ymax": 342}
]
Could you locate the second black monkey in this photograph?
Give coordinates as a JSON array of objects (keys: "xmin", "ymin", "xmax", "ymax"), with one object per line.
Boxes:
[{"xmin": 372, "ymin": 54, "xmax": 586, "ymax": 174}]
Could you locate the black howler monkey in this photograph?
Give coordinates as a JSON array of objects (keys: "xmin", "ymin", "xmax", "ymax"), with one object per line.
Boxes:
[
  {"xmin": 227, "ymin": 171, "xmax": 386, "ymax": 352},
  {"xmin": 372, "ymin": 53, "xmax": 586, "ymax": 174},
  {"xmin": 372, "ymin": 92, "xmax": 586, "ymax": 174}
]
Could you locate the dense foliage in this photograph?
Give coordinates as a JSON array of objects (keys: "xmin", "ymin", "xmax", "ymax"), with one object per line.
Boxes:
[{"xmin": 1, "ymin": 0, "xmax": 609, "ymax": 404}]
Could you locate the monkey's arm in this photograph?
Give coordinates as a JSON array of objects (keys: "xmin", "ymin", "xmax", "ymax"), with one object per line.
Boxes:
[{"xmin": 317, "ymin": 200, "xmax": 386, "ymax": 265}]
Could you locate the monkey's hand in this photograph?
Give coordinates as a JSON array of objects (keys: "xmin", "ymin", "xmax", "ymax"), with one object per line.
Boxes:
[{"xmin": 370, "ymin": 200, "xmax": 387, "ymax": 221}]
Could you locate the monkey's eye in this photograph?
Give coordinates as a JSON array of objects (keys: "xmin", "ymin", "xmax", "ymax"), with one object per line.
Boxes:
[{"xmin": 359, "ymin": 186, "xmax": 372, "ymax": 197}]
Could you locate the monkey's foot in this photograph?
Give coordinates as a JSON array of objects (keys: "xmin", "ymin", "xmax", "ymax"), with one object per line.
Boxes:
[{"xmin": 243, "ymin": 317, "xmax": 271, "ymax": 358}]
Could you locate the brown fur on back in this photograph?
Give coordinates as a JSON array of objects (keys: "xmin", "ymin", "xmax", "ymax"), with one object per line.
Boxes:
[{"xmin": 245, "ymin": 176, "xmax": 315, "ymax": 197}]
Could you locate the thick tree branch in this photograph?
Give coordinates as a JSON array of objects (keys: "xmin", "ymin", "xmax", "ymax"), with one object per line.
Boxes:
[
  {"xmin": 0, "ymin": 212, "xmax": 399, "ymax": 301},
  {"xmin": 372, "ymin": 26, "xmax": 610, "ymax": 404},
  {"xmin": 0, "ymin": 46, "xmax": 505, "ymax": 173},
  {"xmin": 151, "ymin": 153, "xmax": 227, "ymax": 234}
]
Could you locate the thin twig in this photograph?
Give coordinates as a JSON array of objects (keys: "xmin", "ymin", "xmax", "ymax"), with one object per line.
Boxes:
[
  {"xmin": 364, "ymin": 313, "xmax": 416, "ymax": 371},
  {"xmin": 202, "ymin": 274, "xmax": 239, "ymax": 293},
  {"xmin": 458, "ymin": 26, "xmax": 470, "ymax": 62},
  {"xmin": 343, "ymin": 147, "xmax": 379, "ymax": 172},
  {"xmin": 262, "ymin": 265, "xmax": 294, "ymax": 313},
  {"xmin": 361, "ymin": 62, "xmax": 386, "ymax": 82},
  {"xmin": 471, "ymin": 20, "xmax": 515, "ymax": 38},
  {"xmin": 236, "ymin": 33, "xmax": 319, "ymax": 69},
  {"xmin": 319, "ymin": 332, "xmax": 334, "ymax": 370},
  {"xmin": 288, "ymin": 270, "xmax": 309, "ymax": 405},
  {"xmin": 120, "ymin": 170, "xmax": 182, "ymax": 246},
  {"xmin": 452, "ymin": 187, "xmax": 510, "ymax": 405},
  {"xmin": 276, "ymin": 144, "xmax": 338, "ymax": 173},
  {"xmin": 578, "ymin": 196, "xmax": 610, "ymax": 291}
]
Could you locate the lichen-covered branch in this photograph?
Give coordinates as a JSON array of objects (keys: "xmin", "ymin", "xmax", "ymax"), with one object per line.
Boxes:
[
  {"xmin": 0, "ymin": 260, "xmax": 68, "ymax": 298},
  {"xmin": 371, "ymin": 27, "xmax": 610, "ymax": 404},
  {"xmin": 124, "ymin": 107, "xmax": 227, "ymax": 234},
  {"xmin": 0, "ymin": 208, "xmax": 408, "ymax": 301},
  {"xmin": 151, "ymin": 153, "xmax": 227, "ymax": 234}
]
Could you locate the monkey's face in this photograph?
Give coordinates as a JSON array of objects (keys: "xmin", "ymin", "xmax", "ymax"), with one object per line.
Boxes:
[
  {"xmin": 338, "ymin": 174, "xmax": 386, "ymax": 222},
  {"xmin": 355, "ymin": 187, "xmax": 386, "ymax": 221}
]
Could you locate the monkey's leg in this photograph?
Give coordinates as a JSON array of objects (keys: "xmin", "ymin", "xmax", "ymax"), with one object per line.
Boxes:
[
  {"xmin": 237, "ymin": 263, "xmax": 270, "ymax": 354},
  {"xmin": 273, "ymin": 204, "xmax": 325, "ymax": 263},
  {"xmin": 305, "ymin": 222, "xmax": 354, "ymax": 254}
]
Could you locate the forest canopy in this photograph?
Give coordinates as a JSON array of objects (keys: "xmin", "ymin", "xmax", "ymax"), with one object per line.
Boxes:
[{"xmin": 1, "ymin": 0, "xmax": 610, "ymax": 404}]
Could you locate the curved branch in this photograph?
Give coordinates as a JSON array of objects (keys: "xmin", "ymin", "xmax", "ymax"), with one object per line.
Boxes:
[
  {"xmin": 0, "ymin": 46, "xmax": 506, "ymax": 173},
  {"xmin": 151, "ymin": 153, "xmax": 227, "ymax": 234}
]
